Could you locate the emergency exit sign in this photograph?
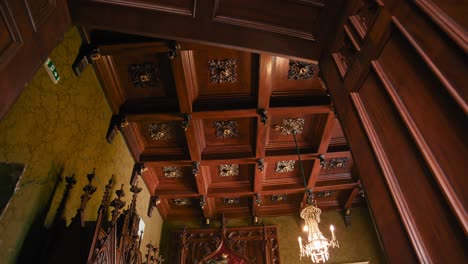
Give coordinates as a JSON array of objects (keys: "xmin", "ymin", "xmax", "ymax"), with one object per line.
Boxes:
[{"xmin": 44, "ymin": 58, "xmax": 60, "ymax": 84}]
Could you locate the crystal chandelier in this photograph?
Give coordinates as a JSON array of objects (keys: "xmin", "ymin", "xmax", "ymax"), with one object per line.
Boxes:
[
  {"xmin": 287, "ymin": 127, "xmax": 339, "ymax": 263},
  {"xmin": 298, "ymin": 202, "xmax": 339, "ymax": 262}
]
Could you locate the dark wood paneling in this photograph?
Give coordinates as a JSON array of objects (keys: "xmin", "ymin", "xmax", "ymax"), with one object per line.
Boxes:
[
  {"xmin": 24, "ymin": 0, "xmax": 56, "ymax": 31},
  {"xmin": 0, "ymin": 0, "xmax": 22, "ymax": 66},
  {"xmin": 93, "ymin": 0, "xmax": 197, "ymax": 16},
  {"xmin": 213, "ymin": 0, "xmax": 321, "ymax": 40},
  {"xmin": 0, "ymin": 0, "xmax": 70, "ymax": 119},
  {"xmin": 69, "ymin": 0, "xmax": 346, "ymax": 59},
  {"xmin": 320, "ymin": 0, "xmax": 467, "ymax": 261}
]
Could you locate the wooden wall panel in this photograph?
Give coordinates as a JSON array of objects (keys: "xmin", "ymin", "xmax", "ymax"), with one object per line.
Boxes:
[
  {"xmin": 321, "ymin": 0, "xmax": 467, "ymax": 262},
  {"xmin": 92, "ymin": 0, "xmax": 197, "ymax": 16},
  {"xmin": 24, "ymin": 0, "xmax": 56, "ymax": 31},
  {"xmin": 0, "ymin": 0, "xmax": 22, "ymax": 66},
  {"xmin": 213, "ymin": 0, "xmax": 322, "ymax": 40},
  {"xmin": 0, "ymin": 0, "xmax": 70, "ymax": 119},
  {"xmin": 69, "ymin": 0, "xmax": 346, "ymax": 59}
]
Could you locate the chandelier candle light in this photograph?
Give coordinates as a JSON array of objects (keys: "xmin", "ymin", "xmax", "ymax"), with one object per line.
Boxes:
[{"xmin": 290, "ymin": 129, "xmax": 339, "ymax": 263}]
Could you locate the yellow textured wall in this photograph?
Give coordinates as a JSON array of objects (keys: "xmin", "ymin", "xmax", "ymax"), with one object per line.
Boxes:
[
  {"xmin": 161, "ymin": 208, "xmax": 385, "ymax": 263},
  {"xmin": 0, "ymin": 27, "xmax": 163, "ymax": 263}
]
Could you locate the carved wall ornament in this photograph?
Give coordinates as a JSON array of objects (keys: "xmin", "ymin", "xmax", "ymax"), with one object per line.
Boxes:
[
  {"xmin": 214, "ymin": 120, "xmax": 239, "ymax": 138},
  {"xmin": 256, "ymin": 158, "xmax": 264, "ymax": 172},
  {"xmin": 163, "ymin": 166, "xmax": 183, "ymax": 178},
  {"xmin": 275, "ymin": 160, "xmax": 295, "ymax": 173},
  {"xmin": 288, "ymin": 60, "xmax": 316, "ymax": 80},
  {"xmin": 208, "ymin": 58, "xmax": 237, "ymax": 84},
  {"xmin": 192, "ymin": 161, "xmax": 200, "ymax": 176},
  {"xmin": 172, "ymin": 198, "xmax": 192, "ymax": 207},
  {"xmin": 271, "ymin": 194, "xmax": 288, "ymax": 202},
  {"xmin": 317, "ymin": 190, "xmax": 336, "ymax": 198},
  {"xmin": 273, "ymin": 118, "xmax": 305, "ymax": 135},
  {"xmin": 218, "ymin": 164, "xmax": 239, "ymax": 177},
  {"xmin": 258, "ymin": 109, "xmax": 268, "ymax": 125},
  {"xmin": 223, "ymin": 197, "xmax": 240, "ymax": 206},
  {"xmin": 129, "ymin": 63, "xmax": 159, "ymax": 88},
  {"xmin": 146, "ymin": 123, "xmax": 174, "ymax": 141},
  {"xmin": 323, "ymin": 157, "xmax": 350, "ymax": 169}
]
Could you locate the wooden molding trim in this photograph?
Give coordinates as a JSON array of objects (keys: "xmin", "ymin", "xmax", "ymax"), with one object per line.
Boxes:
[
  {"xmin": 371, "ymin": 60, "xmax": 467, "ymax": 233},
  {"xmin": 92, "ymin": 0, "xmax": 197, "ymax": 17},
  {"xmin": 350, "ymin": 92, "xmax": 430, "ymax": 263},
  {"xmin": 391, "ymin": 17, "xmax": 467, "ymax": 114},
  {"xmin": 413, "ymin": 0, "xmax": 468, "ymax": 53}
]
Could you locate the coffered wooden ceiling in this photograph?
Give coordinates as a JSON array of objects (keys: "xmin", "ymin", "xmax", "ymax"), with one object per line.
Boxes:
[{"xmin": 87, "ymin": 30, "xmax": 364, "ymax": 221}]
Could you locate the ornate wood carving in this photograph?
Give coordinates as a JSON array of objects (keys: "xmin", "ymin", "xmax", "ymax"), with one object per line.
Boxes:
[
  {"xmin": 322, "ymin": 157, "xmax": 350, "ymax": 169},
  {"xmin": 173, "ymin": 198, "xmax": 192, "ymax": 207},
  {"xmin": 129, "ymin": 63, "xmax": 160, "ymax": 88},
  {"xmin": 170, "ymin": 225, "xmax": 280, "ymax": 263},
  {"xmin": 218, "ymin": 164, "xmax": 239, "ymax": 177},
  {"xmin": 223, "ymin": 197, "xmax": 240, "ymax": 206},
  {"xmin": 146, "ymin": 123, "xmax": 174, "ymax": 140},
  {"xmin": 208, "ymin": 58, "xmax": 238, "ymax": 84},
  {"xmin": 273, "ymin": 118, "xmax": 305, "ymax": 135},
  {"xmin": 288, "ymin": 60, "xmax": 316, "ymax": 80},
  {"xmin": 317, "ymin": 190, "xmax": 336, "ymax": 198},
  {"xmin": 256, "ymin": 158, "xmax": 264, "ymax": 172},
  {"xmin": 163, "ymin": 166, "xmax": 184, "ymax": 178},
  {"xmin": 271, "ymin": 194, "xmax": 288, "ymax": 202},
  {"xmin": 275, "ymin": 160, "xmax": 295, "ymax": 173},
  {"xmin": 213, "ymin": 120, "xmax": 239, "ymax": 138}
]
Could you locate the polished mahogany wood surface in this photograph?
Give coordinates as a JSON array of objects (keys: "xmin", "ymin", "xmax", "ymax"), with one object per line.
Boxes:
[{"xmin": 86, "ymin": 35, "xmax": 361, "ymax": 222}]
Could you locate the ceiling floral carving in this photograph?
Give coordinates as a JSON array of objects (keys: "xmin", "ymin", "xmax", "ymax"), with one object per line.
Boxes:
[
  {"xmin": 218, "ymin": 164, "xmax": 239, "ymax": 177},
  {"xmin": 208, "ymin": 58, "xmax": 237, "ymax": 84},
  {"xmin": 275, "ymin": 160, "xmax": 295, "ymax": 173}
]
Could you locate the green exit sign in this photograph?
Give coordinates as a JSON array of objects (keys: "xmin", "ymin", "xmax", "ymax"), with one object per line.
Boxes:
[{"xmin": 44, "ymin": 58, "xmax": 60, "ymax": 84}]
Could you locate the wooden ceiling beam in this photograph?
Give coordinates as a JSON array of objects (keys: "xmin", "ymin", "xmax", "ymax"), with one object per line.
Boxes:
[{"xmin": 268, "ymin": 105, "xmax": 331, "ymax": 115}]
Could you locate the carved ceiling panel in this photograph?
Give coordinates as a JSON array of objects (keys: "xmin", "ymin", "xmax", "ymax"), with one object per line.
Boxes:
[{"xmin": 87, "ymin": 33, "xmax": 362, "ymax": 220}]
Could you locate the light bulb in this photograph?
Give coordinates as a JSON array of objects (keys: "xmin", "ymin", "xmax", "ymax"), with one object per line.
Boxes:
[
  {"xmin": 303, "ymin": 225, "xmax": 309, "ymax": 232},
  {"xmin": 330, "ymin": 225, "xmax": 334, "ymax": 231}
]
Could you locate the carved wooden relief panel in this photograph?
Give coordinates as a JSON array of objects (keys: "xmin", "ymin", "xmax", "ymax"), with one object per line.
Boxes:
[
  {"xmin": 169, "ymin": 226, "xmax": 280, "ymax": 263},
  {"xmin": 86, "ymin": 32, "xmax": 362, "ymax": 222},
  {"xmin": 267, "ymin": 114, "xmax": 328, "ymax": 155},
  {"xmin": 267, "ymin": 56, "xmax": 328, "ymax": 108},
  {"xmin": 202, "ymin": 118, "xmax": 255, "ymax": 159}
]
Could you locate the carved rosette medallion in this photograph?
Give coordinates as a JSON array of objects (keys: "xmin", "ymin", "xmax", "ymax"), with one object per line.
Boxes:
[
  {"xmin": 213, "ymin": 120, "xmax": 239, "ymax": 138},
  {"xmin": 172, "ymin": 198, "xmax": 192, "ymax": 207},
  {"xmin": 275, "ymin": 160, "xmax": 295, "ymax": 173},
  {"xmin": 317, "ymin": 190, "xmax": 336, "ymax": 198},
  {"xmin": 163, "ymin": 166, "xmax": 183, "ymax": 178},
  {"xmin": 274, "ymin": 118, "xmax": 305, "ymax": 135},
  {"xmin": 146, "ymin": 123, "xmax": 174, "ymax": 141},
  {"xmin": 218, "ymin": 164, "xmax": 239, "ymax": 177},
  {"xmin": 129, "ymin": 63, "xmax": 159, "ymax": 88},
  {"xmin": 288, "ymin": 60, "xmax": 316, "ymax": 80},
  {"xmin": 271, "ymin": 194, "xmax": 288, "ymax": 202},
  {"xmin": 208, "ymin": 58, "xmax": 237, "ymax": 84},
  {"xmin": 323, "ymin": 157, "xmax": 350, "ymax": 169},
  {"xmin": 223, "ymin": 197, "xmax": 240, "ymax": 206}
]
